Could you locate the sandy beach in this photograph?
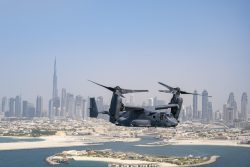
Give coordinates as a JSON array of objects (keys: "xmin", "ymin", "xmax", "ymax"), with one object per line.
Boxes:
[
  {"xmin": 70, "ymin": 155, "xmax": 220, "ymax": 167},
  {"xmin": 72, "ymin": 156, "xmax": 178, "ymax": 167},
  {"xmin": 181, "ymin": 156, "xmax": 219, "ymax": 167},
  {"xmin": 168, "ymin": 139, "xmax": 250, "ymax": 148},
  {"xmin": 0, "ymin": 136, "xmax": 95, "ymax": 151},
  {"xmin": 135, "ymin": 139, "xmax": 250, "ymax": 148},
  {"xmin": 1, "ymin": 136, "xmax": 249, "ymax": 151},
  {"xmin": 0, "ymin": 136, "xmax": 140, "ymax": 151}
]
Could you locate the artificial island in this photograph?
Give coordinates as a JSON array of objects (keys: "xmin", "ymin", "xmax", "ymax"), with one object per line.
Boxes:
[{"xmin": 46, "ymin": 149, "xmax": 219, "ymax": 167}]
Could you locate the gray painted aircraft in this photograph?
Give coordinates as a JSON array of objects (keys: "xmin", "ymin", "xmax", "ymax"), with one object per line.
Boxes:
[{"xmin": 89, "ymin": 80, "xmax": 206, "ymax": 128}]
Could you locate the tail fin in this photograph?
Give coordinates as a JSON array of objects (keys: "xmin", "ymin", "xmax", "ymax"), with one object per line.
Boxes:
[
  {"xmin": 109, "ymin": 94, "xmax": 123, "ymax": 123},
  {"xmin": 89, "ymin": 98, "xmax": 98, "ymax": 118}
]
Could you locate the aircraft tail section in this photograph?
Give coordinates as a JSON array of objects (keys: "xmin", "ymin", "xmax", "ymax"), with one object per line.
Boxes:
[
  {"xmin": 109, "ymin": 94, "xmax": 122, "ymax": 123},
  {"xmin": 89, "ymin": 98, "xmax": 98, "ymax": 118}
]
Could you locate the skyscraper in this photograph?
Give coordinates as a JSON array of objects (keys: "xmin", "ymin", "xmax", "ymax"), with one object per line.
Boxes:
[
  {"xmin": 23, "ymin": 100, "xmax": 28, "ymax": 117},
  {"xmin": 48, "ymin": 99, "xmax": 54, "ymax": 119},
  {"xmin": 223, "ymin": 104, "xmax": 231, "ymax": 123},
  {"xmin": 61, "ymin": 88, "xmax": 67, "ymax": 117},
  {"xmin": 241, "ymin": 92, "xmax": 248, "ymax": 120},
  {"xmin": 186, "ymin": 105, "xmax": 193, "ymax": 121},
  {"xmin": 214, "ymin": 110, "xmax": 222, "ymax": 121},
  {"xmin": 23, "ymin": 101, "xmax": 35, "ymax": 118},
  {"xmin": 1, "ymin": 97, "xmax": 8, "ymax": 114},
  {"xmin": 208, "ymin": 101, "xmax": 213, "ymax": 121},
  {"xmin": 15, "ymin": 96, "xmax": 22, "ymax": 117},
  {"xmin": 66, "ymin": 93, "xmax": 75, "ymax": 119},
  {"xmin": 82, "ymin": 99, "xmax": 87, "ymax": 120},
  {"xmin": 50, "ymin": 58, "xmax": 60, "ymax": 118},
  {"xmin": 36, "ymin": 96, "xmax": 43, "ymax": 117},
  {"xmin": 75, "ymin": 95, "xmax": 83, "ymax": 120},
  {"xmin": 52, "ymin": 58, "xmax": 58, "ymax": 100},
  {"xmin": 202, "ymin": 90, "xmax": 208, "ymax": 121},
  {"xmin": 227, "ymin": 92, "xmax": 238, "ymax": 120},
  {"xmin": 193, "ymin": 90, "xmax": 198, "ymax": 119},
  {"xmin": 8, "ymin": 98, "xmax": 15, "ymax": 117},
  {"xmin": 96, "ymin": 96, "xmax": 104, "ymax": 111}
]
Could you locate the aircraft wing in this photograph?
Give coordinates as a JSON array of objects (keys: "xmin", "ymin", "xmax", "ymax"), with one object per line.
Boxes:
[
  {"xmin": 125, "ymin": 106, "xmax": 144, "ymax": 111},
  {"xmin": 155, "ymin": 104, "xmax": 179, "ymax": 110}
]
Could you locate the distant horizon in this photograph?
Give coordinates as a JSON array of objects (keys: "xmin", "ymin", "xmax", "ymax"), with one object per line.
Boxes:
[{"xmin": 0, "ymin": 0, "xmax": 249, "ymax": 111}]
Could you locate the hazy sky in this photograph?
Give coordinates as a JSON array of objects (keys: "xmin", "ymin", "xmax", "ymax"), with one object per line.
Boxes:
[{"xmin": 0, "ymin": 0, "xmax": 249, "ymax": 111}]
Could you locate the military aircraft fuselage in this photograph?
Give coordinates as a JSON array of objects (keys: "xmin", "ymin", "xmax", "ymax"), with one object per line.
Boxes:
[{"xmin": 117, "ymin": 109, "xmax": 178, "ymax": 127}]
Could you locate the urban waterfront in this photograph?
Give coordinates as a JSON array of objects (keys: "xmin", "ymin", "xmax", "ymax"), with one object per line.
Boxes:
[
  {"xmin": 0, "ymin": 1, "xmax": 250, "ymax": 167},
  {"xmin": 0, "ymin": 136, "xmax": 250, "ymax": 167}
]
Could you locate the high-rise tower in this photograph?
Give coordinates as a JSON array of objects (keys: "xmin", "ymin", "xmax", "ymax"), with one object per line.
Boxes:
[
  {"xmin": 202, "ymin": 90, "xmax": 208, "ymax": 122},
  {"xmin": 50, "ymin": 58, "xmax": 60, "ymax": 119},
  {"xmin": 61, "ymin": 88, "xmax": 67, "ymax": 117},
  {"xmin": 2, "ymin": 97, "xmax": 8, "ymax": 114},
  {"xmin": 36, "ymin": 96, "xmax": 43, "ymax": 117},
  {"xmin": 241, "ymin": 92, "xmax": 248, "ymax": 120},
  {"xmin": 9, "ymin": 98, "xmax": 15, "ymax": 117},
  {"xmin": 193, "ymin": 90, "xmax": 198, "ymax": 119},
  {"xmin": 227, "ymin": 92, "xmax": 238, "ymax": 120},
  {"xmin": 15, "ymin": 96, "xmax": 22, "ymax": 117},
  {"xmin": 52, "ymin": 58, "xmax": 58, "ymax": 99}
]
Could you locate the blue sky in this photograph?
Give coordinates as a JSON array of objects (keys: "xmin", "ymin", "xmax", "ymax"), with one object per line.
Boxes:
[{"xmin": 0, "ymin": 0, "xmax": 249, "ymax": 110}]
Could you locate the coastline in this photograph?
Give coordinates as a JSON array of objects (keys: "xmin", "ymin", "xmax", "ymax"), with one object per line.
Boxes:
[
  {"xmin": 168, "ymin": 139, "xmax": 250, "ymax": 148},
  {"xmin": 180, "ymin": 155, "xmax": 219, "ymax": 167},
  {"xmin": 56, "ymin": 154, "xmax": 219, "ymax": 167},
  {"xmin": 0, "ymin": 136, "xmax": 140, "ymax": 151},
  {"xmin": 0, "ymin": 136, "xmax": 225, "ymax": 167},
  {"xmin": 135, "ymin": 139, "xmax": 250, "ymax": 148},
  {"xmin": 1, "ymin": 136, "xmax": 249, "ymax": 151},
  {"xmin": 0, "ymin": 136, "xmax": 97, "ymax": 151},
  {"xmin": 72, "ymin": 156, "xmax": 178, "ymax": 167}
]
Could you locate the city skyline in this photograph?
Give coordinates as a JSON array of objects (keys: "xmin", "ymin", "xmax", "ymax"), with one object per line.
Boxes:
[
  {"xmin": 0, "ymin": 2, "xmax": 249, "ymax": 167},
  {"xmin": 0, "ymin": 58, "xmax": 248, "ymax": 128},
  {"xmin": 0, "ymin": 57, "xmax": 248, "ymax": 112},
  {"xmin": 0, "ymin": 0, "xmax": 249, "ymax": 110}
]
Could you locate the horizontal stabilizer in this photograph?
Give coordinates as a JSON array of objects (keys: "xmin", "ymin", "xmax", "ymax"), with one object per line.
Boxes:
[{"xmin": 125, "ymin": 106, "xmax": 144, "ymax": 111}]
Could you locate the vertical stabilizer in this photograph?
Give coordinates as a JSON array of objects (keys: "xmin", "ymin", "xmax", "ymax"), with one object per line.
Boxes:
[
  {"xmin": 89, "ymin": 98, "xmax": 98, "ymax": 118},
  {"xmin": 109, "ymin": 94, "xmax": 122, "ymax": 123}
]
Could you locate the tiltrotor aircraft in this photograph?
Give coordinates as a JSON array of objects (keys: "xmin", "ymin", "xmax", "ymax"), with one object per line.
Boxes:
[{"xmin": 89, "ymin": 80, "xmax": 206, "ymax": 128}]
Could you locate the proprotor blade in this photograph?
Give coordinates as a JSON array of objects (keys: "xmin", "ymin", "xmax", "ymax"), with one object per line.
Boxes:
[
  {"xmin": 180, "ymin": 91, "xmax": 194, "ymax": 95},
  {"xmin": 88, "ymin": 80, "xmax": 115, "ymax": 92},
  {"xmin": 158, "ymin": 82, "xmax": 174, "ymax": 91},
  {"xmin": 121, "ymin": 89, "xmax": 149, "ymax": 94},
  {"xmin": 180, "ymin": 90, "xmax": 212, "ymax": 97},
  {"xmin": 158, "ymin": 90, "xmax": 171, "ymax": 93}
]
